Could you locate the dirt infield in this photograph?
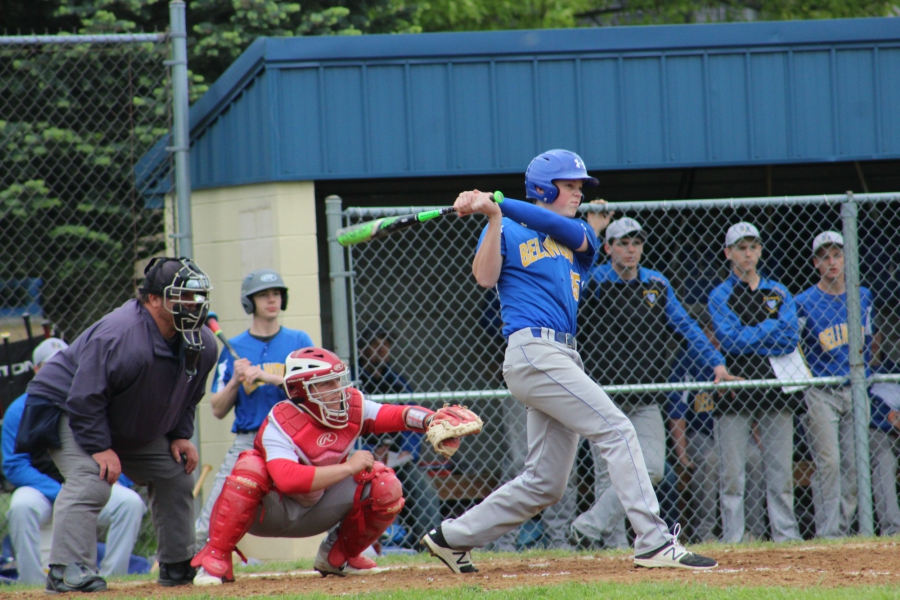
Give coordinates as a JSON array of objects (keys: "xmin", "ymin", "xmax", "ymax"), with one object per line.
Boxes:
[{"xmin": 10, "ymin": 539, "xmax": 900, "ymax": 597}]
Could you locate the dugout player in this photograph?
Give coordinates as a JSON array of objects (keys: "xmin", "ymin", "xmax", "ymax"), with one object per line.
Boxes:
[
  {"xmin": 571, "ymin": 216, "xmax": 735, "ymax": 549},
  {"xmin": 419, "ymin": 149, "xmax": 717, "ymax": 572},
  {"xmin": 194, "ymin": 269, "xmax": 313, "ymax": 548},
  {"xmin": 795, "ymin": 231, "xmax": 878, "ymax": 539},
  {"xmin": 18, "ymin": 257, "xmax": 217, "ymax": 592},
  {"xmin": 191, "ymin": 347, "xmax": 480, "ymax": 584},
  {"xmin": 708, "ymin": 223, "xmax": 803, "ymax": 543},
  {"xmin": 868, "ymin": 361, "xmax": 900, "ymax": 536}
]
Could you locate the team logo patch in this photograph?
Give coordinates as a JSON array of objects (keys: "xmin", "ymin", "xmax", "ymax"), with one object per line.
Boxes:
[
  {"xmin": 333, "ymin": 362, "xmax": 346, "ymax": 373},
  {"xmin": 574, "ymin": 158, "xmax": 584, "ymax": 169},
  {"xmin": 643, "ymin": 289, "xmax": 660, "ymax": 306},
  {"xmin": 317, "ymin": 432, "xmax": 338, "ymax": 447},
  {"xmin": 764, "ymin": 295, "xmax": 781, "ymax": 313},
  {"xmin": 260, "ymin": 273, "xmax": 278, "ymax": 282}
]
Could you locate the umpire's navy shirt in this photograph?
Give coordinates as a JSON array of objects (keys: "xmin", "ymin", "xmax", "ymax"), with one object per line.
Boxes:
[{"xmin": 26, "ymin": 299, "xmax": 217, "ymax": 455}]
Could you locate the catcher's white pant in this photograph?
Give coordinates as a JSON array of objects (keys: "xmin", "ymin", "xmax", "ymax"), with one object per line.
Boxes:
[
  {"xmin": 441, "ymin": 328, "xmax": 671, "ymax": 554},
  {"xmin": 572, "ymin": 403, "xmax": 666, "ymax": 549},
  {"xmin": 194, "ymin": 432, "xmax": 256, "ymax": 548}
]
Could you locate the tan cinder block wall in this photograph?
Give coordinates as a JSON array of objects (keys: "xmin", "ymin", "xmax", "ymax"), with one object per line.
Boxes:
[{"xmin": 190, "ymin": 181, "xmax": 325, "ymax": 560}]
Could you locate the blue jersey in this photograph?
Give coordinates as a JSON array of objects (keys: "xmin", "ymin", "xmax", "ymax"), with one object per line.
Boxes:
[
  {"xmin": 211, "ymin": 327, "xmax": 314, "ymax": 433},
  {"xmin": 665, "ymin": 350, "xmax": 716, "ymax": 436},
  {"xmin": 478, "ymin": 217, "xmax": 597, "ymax": 338},
  {"xmin": 795, "ymin": 285, "xmax": 874, "ymax": 378}
]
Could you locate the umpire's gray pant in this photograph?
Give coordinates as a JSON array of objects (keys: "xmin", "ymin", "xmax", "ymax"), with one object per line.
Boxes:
[
  {"xmin": 572, "ymin": 402, "xmax": 665, "ymax": 549},
  {"xmin": 194, "ymin": 431, "xmax": 256, "ymax": 548},
  {"xmin": 442, "ymin": 329, "xmax": 671, "ymax": 554},
  {"xmin": 49, "ymin": 415, "xmax": 195, "ymax": 568}
]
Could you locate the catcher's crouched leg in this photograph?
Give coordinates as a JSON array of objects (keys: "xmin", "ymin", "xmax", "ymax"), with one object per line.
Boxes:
[
  {"xmin": 191, "ymin": 449, "xmax": 271, "ymax": 584},
  {"xmin": 314, "ymin": 461, "xmax": 404, "ymax": 577}
]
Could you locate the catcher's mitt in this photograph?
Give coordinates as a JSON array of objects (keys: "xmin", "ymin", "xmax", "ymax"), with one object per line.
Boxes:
[{"xmin": 425, "ymin": 404, "xmax": 483, "ymax": 459}]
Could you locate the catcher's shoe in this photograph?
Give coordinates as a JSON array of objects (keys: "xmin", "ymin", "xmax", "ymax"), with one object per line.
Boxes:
[
  {"xmin": 420, "ymin": 526, "xmax": 478, "ymax": 574},
  {"xmin": 633, "ymin": 525, "xmax": 717, "ymax": 570},
  {"xmin": 313, "ymin": 546, "xmax": 386, "ymax": 577},
  {"xmin": 193, "ymin": 566, "xmax": 224, "ymax": 586}
]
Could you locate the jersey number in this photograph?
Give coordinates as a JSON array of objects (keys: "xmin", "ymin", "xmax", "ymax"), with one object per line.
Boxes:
[{"xmin": 570, "ymin": 271, "xmax": 581, "ymax": 301}]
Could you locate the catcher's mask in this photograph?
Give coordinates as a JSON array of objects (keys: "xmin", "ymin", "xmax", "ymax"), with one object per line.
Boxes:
[
  {"xmin": 140, "ymin": 257, "xmax": 212, "ymax": 374},
  {"xmin": 283, "ymin": 347, "xmax": 351, "ymax": 428}
]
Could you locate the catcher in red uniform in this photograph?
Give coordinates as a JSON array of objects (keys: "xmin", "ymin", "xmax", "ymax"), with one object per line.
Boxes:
[{"xmin": 191, "ymin": 347, "xmax": 482, "ymax": 584}]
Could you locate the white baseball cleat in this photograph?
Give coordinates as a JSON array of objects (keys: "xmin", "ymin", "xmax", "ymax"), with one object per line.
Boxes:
[
  {"xmin": 192, "ymin": 566, "xmax": 224, "ymax": 586},
  {"xmin": 633, "ymin": 524, "xmax": 717, "ymax": 570},
  {"xmin": 420, "ymin": 526, "xmax": 478, "ymax": 574},
  {"xmin": 313, "ymin": 546, "xmax": 387, "ymax": 577}
]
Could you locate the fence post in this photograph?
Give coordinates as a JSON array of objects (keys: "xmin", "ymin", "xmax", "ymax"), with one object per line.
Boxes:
[
  {"xmin": 326, "ymin": 196, "xmax": 352, "ymax": 365},
  {"xmin": 168, "ymin": 0, "xmax": 192, "ymax": 259},
  {"xmin": 841, "ymin": 191, "xmax": 874, "ymax": 536}
]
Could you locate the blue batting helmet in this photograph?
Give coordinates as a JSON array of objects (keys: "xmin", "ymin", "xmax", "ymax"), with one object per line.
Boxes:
[{"xmin": 525, "ymin": 149, "xmax": 599, "ymax": 203}]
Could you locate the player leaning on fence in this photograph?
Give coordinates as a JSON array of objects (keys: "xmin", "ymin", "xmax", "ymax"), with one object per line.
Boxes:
[
  {"xmin": 795, "ymin": 231, "xmax": 878, "ymax": 539},
  {"xmin": 571, "ymin": 215, "xmax": 737, "ymax": 549},
  {"xmin": 708, "ymin": 223, "xmax": 805, "ymax": 544},
  {"xmin": 419, "ymin": 148, "xmax": 717, "ymax": 573}
]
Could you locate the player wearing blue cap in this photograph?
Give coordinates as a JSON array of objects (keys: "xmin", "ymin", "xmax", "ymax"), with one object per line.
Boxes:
[
  {"xmin": 795, "ymin": 231, "xmax": 877, "ymax": 538},
  {"xmin": 419, "ymin": 149, "xmax": 717, "ymax": 572}
]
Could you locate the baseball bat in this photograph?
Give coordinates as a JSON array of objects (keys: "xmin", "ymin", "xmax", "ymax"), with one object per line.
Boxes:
[
  {"xmin": 23, "ymin": 313, "xmax": 35, "ymax": 351},
  {"xmin": 205, "ymin": 312, "xmax": 240, "ymax": 361},
  {"xmin": 336, "ymin": 191, "xmax": 505, "ymax": 247},
  {"xmin": 41, "ymin": 320, "xmax": 52, "ymax": 339},
  {"xmin": 192, "ymin": 463, "xmax": 213, "ymax": 498},
  {"xmin": 2, "ymin": 333, "xmax": 12, "ymax": 380}
]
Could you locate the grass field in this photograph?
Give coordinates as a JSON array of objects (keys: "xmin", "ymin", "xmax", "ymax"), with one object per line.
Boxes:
[{"xmin": 6, "ymin": 537, "xmax": 900, "ymax": 599}]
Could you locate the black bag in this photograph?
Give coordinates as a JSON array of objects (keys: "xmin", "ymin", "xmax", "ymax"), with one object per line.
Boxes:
[{"xmin": 15, "ymin": 395, "xmax": 63, "ymax": 455}]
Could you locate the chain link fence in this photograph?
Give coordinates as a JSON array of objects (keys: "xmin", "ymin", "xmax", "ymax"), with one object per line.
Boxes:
[
  {"xmin": 331, "ymin": 191, "xmax": 900, "ymax": 551},
  {"xmin": 0, "ymin": 33, "xmax": 173, "ymax": 570}
]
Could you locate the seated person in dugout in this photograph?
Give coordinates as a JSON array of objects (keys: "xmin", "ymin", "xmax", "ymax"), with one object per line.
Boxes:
[{"xmin": 191, "ymin": 347, "xmax": 480, "ymax": 584}]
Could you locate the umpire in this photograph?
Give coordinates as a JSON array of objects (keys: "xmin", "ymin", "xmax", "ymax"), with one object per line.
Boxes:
[
  {"xmin": 18, "ymin": 257, "xmax": 217, "ymax": 592},
  {"xmin": 572, "ymin": 215, "xmax": 733, "ymax": 548}
]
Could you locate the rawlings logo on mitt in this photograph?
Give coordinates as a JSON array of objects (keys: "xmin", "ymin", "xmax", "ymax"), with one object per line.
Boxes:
[{"xmin": 425, "ymin": 404, "xmax": 483, "ymax": 459}]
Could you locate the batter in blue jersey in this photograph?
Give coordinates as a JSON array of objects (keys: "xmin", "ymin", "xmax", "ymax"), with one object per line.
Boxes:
[
  {"xmin": 795, "ymin": 231, "xmax": 878, "ymax": 539},
  {"xmin": 194, "ymin": 269, "xmax": 313, "ymax": 547},
  {"xmin": 420, "ymin": 149, "xmax": 716, "ymax": 573}
]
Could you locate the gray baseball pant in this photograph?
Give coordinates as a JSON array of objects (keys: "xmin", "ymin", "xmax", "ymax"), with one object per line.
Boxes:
[
  {"xmin": 869, "ymin": 428, "xmax": 900, "ymax": 536},
  {"xmin": 803, "ymin": 386, "xmax": 857, "ymax": 538},
  {"xmin": 194, "ymin": 431, "xmax": 256, "ymax": 548},
  {"xmin": 49, "ymin": 415, "xmax": 196, "ymax": 568},
  {"xmin": 492, "ymin": 395, "xmax": 578, "ymax": 551},
  {"xmin": 6, "ymin": 483, "xmax": 145, "ymax": 584},
  {"xmin": 442, "ymin": 329, "xmax": 671, "ymax": 554},
  {"xmin": 716, "ymin": 410, "xmax": 801, "ymax": 543},
  {"xmin": 572, "ymin": 402, "xmax": 665, "ymax": 549}
]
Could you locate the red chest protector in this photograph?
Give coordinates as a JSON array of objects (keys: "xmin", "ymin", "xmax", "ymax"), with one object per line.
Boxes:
[{"xmin": 255, "ymin": 389, "xmax": 365, "ymax": 467}]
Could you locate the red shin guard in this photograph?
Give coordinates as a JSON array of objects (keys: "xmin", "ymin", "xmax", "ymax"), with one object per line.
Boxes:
[
  {"xmin": 327, "ymin": 462, "xmax": 405, "ymax": 568},
  {"xmin": 191, "ymin": 450, "xmax": 271, "ymax": 581}
]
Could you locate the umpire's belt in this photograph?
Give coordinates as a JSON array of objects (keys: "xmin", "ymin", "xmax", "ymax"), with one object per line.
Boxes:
[{"xmin": 530, "ymin": 327, "xmax": 577, "ymax": 351}]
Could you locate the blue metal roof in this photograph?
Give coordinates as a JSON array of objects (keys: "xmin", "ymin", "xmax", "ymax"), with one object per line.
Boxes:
[{"xmin": 139, "ymin": 17, "xmax": 900, "ymax": 196}]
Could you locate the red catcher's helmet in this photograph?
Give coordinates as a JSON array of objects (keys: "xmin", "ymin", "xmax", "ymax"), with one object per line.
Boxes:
[{"xmin": 283, "ymin": 347, "xmax": 352, "ymax": 428}]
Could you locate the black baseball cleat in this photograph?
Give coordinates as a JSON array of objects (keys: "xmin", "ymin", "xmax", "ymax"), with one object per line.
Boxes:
[
  {"xmin": 45, "ymin": 563, "xmax": 107, "ymax": 594},
  {"xmin": 420, "ymin": 526, "xmax": 478, "ymax": 574},
  {"xmin": 158, "ymin": 559, "xmax": 198, "ymax": 586}
]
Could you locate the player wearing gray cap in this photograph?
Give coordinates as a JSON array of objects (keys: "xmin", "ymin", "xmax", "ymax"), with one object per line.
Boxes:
[
  {"xmin": 795, "ymin": 231, "xmax": 878, "ymax": 538},
  {"xmin": 194, "ymin": 269, "xmax": 314, "ymax": 548},
  {"xmin": 708, "ymin": 223, "xmax": 803, "ymax": 543}
]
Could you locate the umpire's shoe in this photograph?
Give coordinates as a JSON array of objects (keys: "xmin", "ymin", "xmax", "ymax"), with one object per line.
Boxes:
[
  {"xmin": 420, "ymin": 526, "xmax": 478, "ymax": 574},
  {"xmin": 158, "ymin": 559, "xmax": 197, "ymax": 586},
  {"xmin": 633, "ymin": 525, "xmax": 717, "ymax": 570},
  {"xmin": 46, "ymin": 563, "xmax": 107, "ymax": 594}
]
